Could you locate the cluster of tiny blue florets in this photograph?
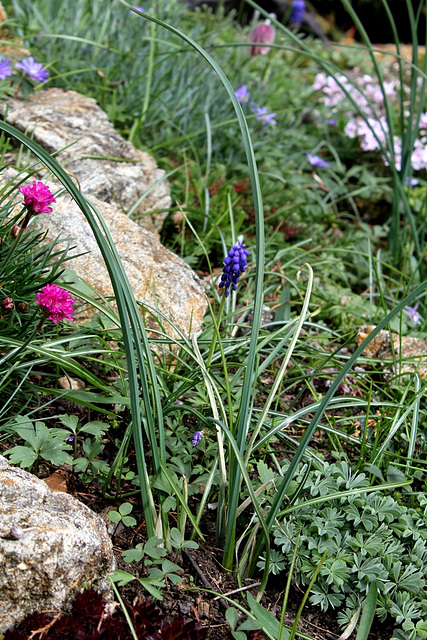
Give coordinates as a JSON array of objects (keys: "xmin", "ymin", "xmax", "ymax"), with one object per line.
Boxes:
[{"xmin": 219, "ymin": 242, "xmax": 250, "ymax": 297}]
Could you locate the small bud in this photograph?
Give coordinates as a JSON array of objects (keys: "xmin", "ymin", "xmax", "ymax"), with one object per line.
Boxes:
[
  {"xmin": 9, "ymin": 525, "xmax": 24, "ymax": 540},
  {"xmin": 2, "ymin": 297, "xmax": 15, "ymax": 311},
  {"xmin": 11, "ymin": 224, "xmax": 22, "ymax": 237},
  {"xmin": 17, "ymin": 302, "xmax": 28, "ymax": 312},
  {"xmin": 249, "ymin": 21, "xmax": 276, "ymax": 56},
  {"xmin": 0, "ymin": 525, "xmax": 24, "ymax": 540}
]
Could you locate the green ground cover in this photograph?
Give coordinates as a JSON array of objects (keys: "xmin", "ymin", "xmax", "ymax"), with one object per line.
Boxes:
[{"xmin": 1, "ymin": 1, "xmax": 427, "ymax": 638}]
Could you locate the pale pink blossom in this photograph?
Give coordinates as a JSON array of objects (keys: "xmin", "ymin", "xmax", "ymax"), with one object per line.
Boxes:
[{"xmin": 249, "ymin": 21, "xmax": 275, "ymax": 56}]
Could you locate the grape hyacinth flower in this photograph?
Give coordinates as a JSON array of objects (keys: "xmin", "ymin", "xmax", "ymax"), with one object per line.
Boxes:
[
  {"xmin": 219, "ymin": 240, "xmax": 250, "ymax": 297},
  {"xmin": 19, "ymin": 181, "xmax": 56, "ymax": 216},
  {"xmin": 405, "ymin": 302, "xmax": 421, "ymax": 325},
  {"xmin": 249, "ymin": 20, "xmax": 276, "ymax": 56},
  {"xmin": 306, "ymin": 153, "xmax": 331, "ymax": 168},
  {"xmin": 192, "ymin": 430, "xmax": 203, "ymax": 447},
  {"xmin": 235, "ymin": 85, "xmax": 250, "ymax": 105},
  {"xmin": 36, "ymin": 284, "xmax": 75, "ymax": 324},
  {"xmin": 0, "ymin": 56, "xmax": 12, "ymax": 81},
  {"xmin": 253, "ymin": 106, "xmax": 277, "ymax": 126},
  {"xmin": 289, "ymin": 0, "xmax": 305, "ymax": 25},
  {"xmin": 15, "ymin": 56, "xmax": 49, "ymax": 82}
]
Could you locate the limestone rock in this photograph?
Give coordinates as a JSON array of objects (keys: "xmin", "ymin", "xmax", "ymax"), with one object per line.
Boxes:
[
  {"xmin": 39, "ymin": 189, "xmax": 206, "ymax": 336},
  {"xmin": 0, "ymin": 87, "xmax": 208, "ymax": 337},
  {"xmin": 1, "ymin": 88, "xmax": 170, "ymax": 235},
  {"xmin": 356, "ymin": 325, "xmax": 427, "ymax": 378},
  {"xmin": 0, "ymin": 455, "xmax": 115, "ymax": 633}
]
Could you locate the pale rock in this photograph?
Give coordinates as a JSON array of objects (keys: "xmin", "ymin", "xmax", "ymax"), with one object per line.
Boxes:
[
  {"xmin": 1, "ymin": 88, "xmax": 170, "ymax": 235},
  {"xmin": 0, "ymin": 455, "xmax": 115, "ymax": 633},
  {"xmin": 41, "ymin": 189, "xmax": 206, "ymax": 337},
  {"xmin": 0, "ymin": 88, "xmax": 207, "ymax": 337}
]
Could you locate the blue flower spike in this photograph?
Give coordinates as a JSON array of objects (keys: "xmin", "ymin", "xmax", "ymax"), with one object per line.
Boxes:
[
  {"xmin": 219, "ymin": 240, "xmax": 250, "ymax": 297},
  {"xmin": 192, "ymin": 430, "xmax": 203, "ymax": 447}
]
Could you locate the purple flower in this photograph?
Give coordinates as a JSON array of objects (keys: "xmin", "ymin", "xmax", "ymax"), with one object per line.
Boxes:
[
  {"xmin": 249, "ymin": 21, "xmax": 275, "ymax": 56},
  {"xmin": 306, "ymin": 153, "xmax": 331, "ymax": 168},
  {"xmin": 15, "ymin": 56, "xmax": 49, "ymax": 82},
  {"xmin": 289, "ymin": 0, "xmax": 305, "ymax": 25},
  {"xmin": 326, "ymin": 118, "xmax": 337, "ymax": 126},
  {"xmin": 131, "ymin": 5, "xmax": 146, "ymax": 13},
  {"xmin": 219, "ymin": 241, "xmax": 250, "ymax": 297},
  {"xmin": 36, "ymin": 284, "xmax": 75, "ymax": 324},
  {"xmin": 253, "ymin": 106, "xmax": 277, "ymax": 125},
  {"xmin": 405, "ymin": 302, "xmax": 421, "ymax": 325},
  {"xmin": 405, "ymin": 177, "xmax": 419, "ymax": 187},
  {"xmin": 19, "ymin": 180, "xmax": 56, "ymax": 214},
  {"xmin": 192, "ymin": 431, "xmax": 203, "ymax": 447},
  {"xmin": 66, "ymin": 435, "xmax": 75, "ymax": 443},
  {"xmin": 0, "ymin": 56, "xmax": 12, "ymax": 81},
  {"xmin": 236, "ymin": 85, "xmax": 250, "ymax": 105}
]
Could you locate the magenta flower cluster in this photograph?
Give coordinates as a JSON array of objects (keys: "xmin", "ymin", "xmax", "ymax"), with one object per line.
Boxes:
[
  {"xmin": 36, "ymin": 284, "xmax": 75, "ymax": 324},
  {"xmin": 19, "ymin": 181, "xmax": 56, "ymax": 214},
  {"xmin": 313, "ymin": 71, "xmax": 427, "ymax": 172},
  {"xmin": 219, "ymin": 241, "xmax": 250, "ymax": 297}
]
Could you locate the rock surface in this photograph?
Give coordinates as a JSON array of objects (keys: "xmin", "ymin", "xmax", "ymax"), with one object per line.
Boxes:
[
  {"xmin": 1, "ymin": 88, "xmax": 170, "ymax": 235},
  {"xmin": 356, "ymin": 325, "xmax": 427, "ymax": 378},
  {"xmin": 40, "ymin": 189, "xmax": 207, "ymax": 336},
  {"xmin": 0, "ymin": 455, "xmax": 115, "ymax": 633},
  {"xmin": 0, "ymin": 88, "xmax": 207, "ymax": 337}
]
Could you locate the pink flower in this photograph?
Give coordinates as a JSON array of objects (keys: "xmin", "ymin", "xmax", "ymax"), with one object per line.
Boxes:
[
  {"xmin": 35, "ymin": 284, "xmax": 75, "ymax": 324},
  {"xmin": 19, "ymin": 181, "xmax": 56, "ymax": 214},
  {"xmin": 249, "ymin": 21, "xmax": 275, "ymax": 56}
]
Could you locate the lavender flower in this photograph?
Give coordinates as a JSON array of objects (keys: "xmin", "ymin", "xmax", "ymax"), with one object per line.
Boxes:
[
  {"xmin": 0, "ymin": 56, "xmax": 12, "ymax": 81},
  {"xmin": 15, "ymin": 56, "xmax": 49, "ymax": 82},
  {"xmin": 405, "ymin": 177, "xmax": 419, "ymax": 187},
  {"xmin": 235, "ymin": 85, "xmax": 250, "ymax": 105},
  {"xmin": 131, "ymin": 5, "xmax": 146, "ymax": 13},
  {"xmin": 249, "ymin": 21, "xmax": 275, "ymax": 56},
  {"xmin": 405, "ymin": 302, "xmax": 421, "ymax": 325},
  {"xmin": 253, "ymin": 106, "xmax": 277, "ymax": 126},
  {"xmin": 219, "ymin": 241, "xmax": 250, "ymax": 297},
  {"xmin": 192, "ymin": 431, "xmax": 203, "ymax": 447},
  {"xmin": 289, "ymin": 0, "xmax": 305, "ymax": 25},
  {"xmin": 306, "ymin": 153, "xmax": 331, "ymax": 168}
]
